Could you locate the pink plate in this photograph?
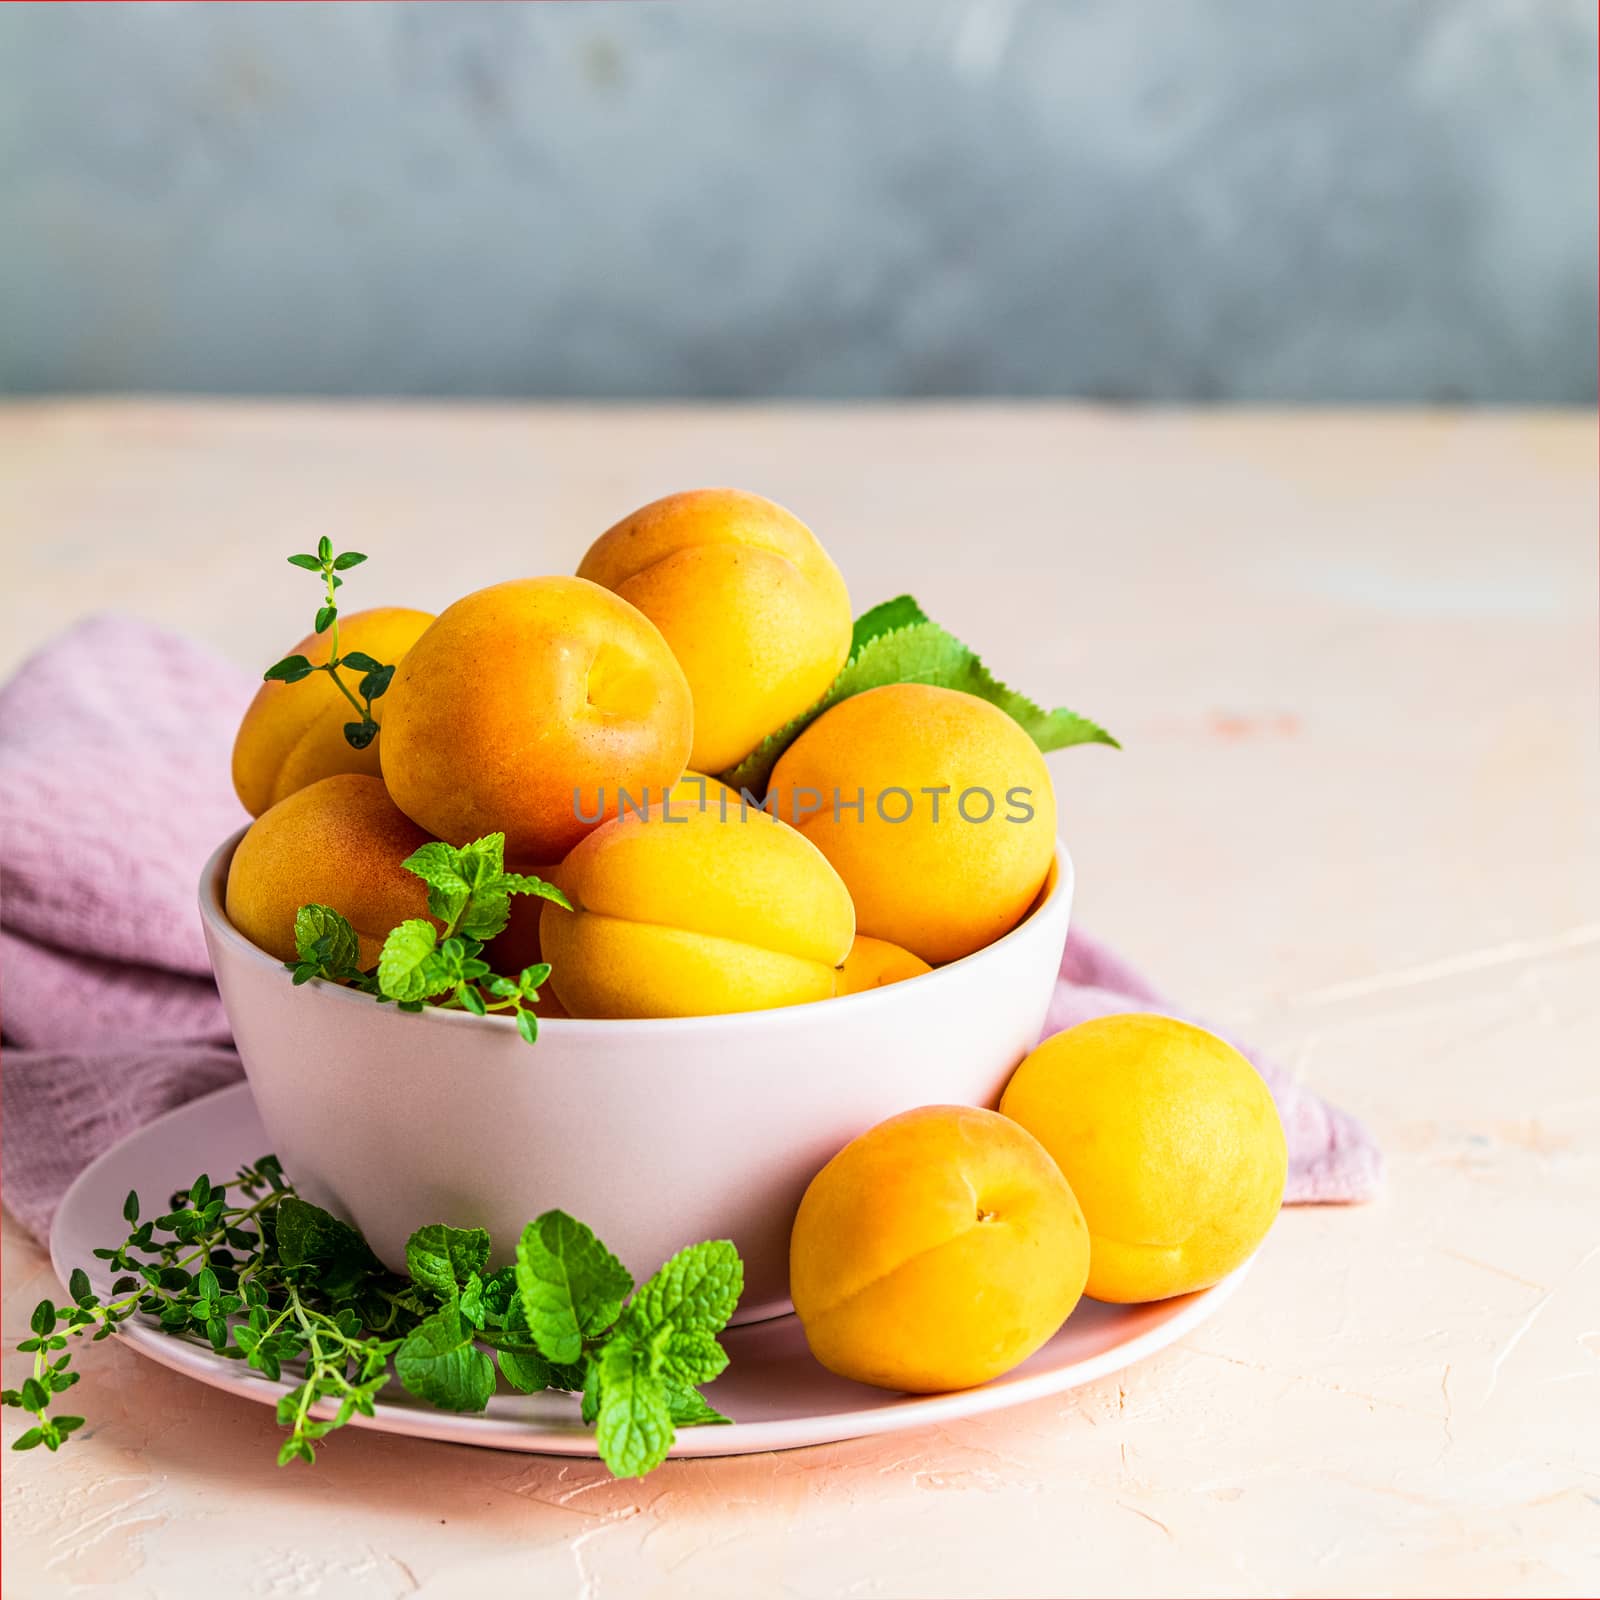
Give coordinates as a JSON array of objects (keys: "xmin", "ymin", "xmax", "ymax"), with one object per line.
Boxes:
[{"xmin": 50, "ymin": 1083, "xmax": 1253, "ymax": 1459}]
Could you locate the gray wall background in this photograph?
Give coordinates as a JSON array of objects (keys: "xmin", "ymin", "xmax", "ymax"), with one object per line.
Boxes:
[{"xmin": 2, "ymin": 1, "xmax": 1595, "ymax": 403}]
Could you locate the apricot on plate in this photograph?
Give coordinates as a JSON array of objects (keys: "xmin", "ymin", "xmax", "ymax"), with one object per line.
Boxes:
[
  {"xmin": 768, "ymin": 684, "xmax": 1057, "ymax": 966},
  {"xmin": 790, "ymin": 1105, "xmax": 1089, "ymax": 1392},
  {"xmin": 379, "ymin": 577, "xmax": 693, "ymax": 863},
  {"xmin": 540, "ymin": 799, "xmax": 854, "ymax": 1019},
  {"xmin": 835, "ymin": 935, "xmax": 931, "ymax": 996},
  {"xmin": 232, "ymin": 607, "xmax": 434, "ymax": 816},
  {"xmin": 225, "ymin": 774, "xmax": 435, "ymax": 967},
  {"xmin": 577, "ymin": 489, "xmax": 852, "ymax": 774},
  {"xmin": 1001, "ymin": 1014, "xmax": 1287, "ymax": 1302}
]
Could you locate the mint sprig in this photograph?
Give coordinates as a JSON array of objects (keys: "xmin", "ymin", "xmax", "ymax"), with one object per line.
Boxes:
[
  {"xmin": 720, "ymin": 594, "xmax": 1119, "ymax": 794},
  {"xmin": 515, "ymin": 1218, "xmax": 740, "ymax": 1476},
  {"xmin": 262, "ymin": 540, "xmax": 394, "ymax": 751},
  {"xmin": 10, "ymin": 1161, "xmax": 742, "ymax": 1478},
  {"xmin": 281, "ymin": 834, "xmax": 570, "ymax": 1046}
]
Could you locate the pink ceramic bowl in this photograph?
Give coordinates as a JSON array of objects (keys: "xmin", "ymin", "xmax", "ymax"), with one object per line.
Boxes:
[{"xmin": 199, "ymin": 833, "xmax": 1074, "ymax": 1323}]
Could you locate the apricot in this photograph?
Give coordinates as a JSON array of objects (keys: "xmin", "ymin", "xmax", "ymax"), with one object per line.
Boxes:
[
  {"xmin": 1001, "ymin": 1015, "xmax": 1287, "ymax": 1302},
  {"xmin": 225, "ymin": 775, "xmax": 435, "ymax": 968},
  {"xmin": 790, "ymin": 1105, "xmax": 1089, "ymax": 1392},
  {"xmin": 577, "ymin": 489, "xmax": 852, "ymax": 773},
  {"xmin": 480, "ymin": 777, "xmax": 729, "ymax": 978},
  {"xmin": 540, "ymin": 800, "xmax": 854, "ymax": 1019},
  {"xmin": 767, "ymin": 684, "xmax": 1057, "ymax": 966},
  {"xmin": 835, "ymin": 935, "xmax": 931, "ymax": 996},
  {"xmin": 232, "ymin": 607, "xmax": 434, "ymax": 816},
  {"xmin": 379, "ymin": 577, "xmax": 693, "ymax": 863}
]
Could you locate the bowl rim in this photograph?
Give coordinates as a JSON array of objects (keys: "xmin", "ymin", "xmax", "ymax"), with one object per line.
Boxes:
[{"xmin": 199, "ymin": 829, "xmax": 1073, "ymax": 1038}]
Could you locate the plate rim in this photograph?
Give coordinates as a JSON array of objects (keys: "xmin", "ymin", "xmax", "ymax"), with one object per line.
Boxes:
[{"xmin": 49, "ymin": 1080, "xmax": 1254, "ymax": 1460}]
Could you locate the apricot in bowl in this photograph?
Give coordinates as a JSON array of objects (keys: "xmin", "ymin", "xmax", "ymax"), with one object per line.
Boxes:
[{"xmin": 379, "ymin": 576, "xmax": 693, "ymax": 864}]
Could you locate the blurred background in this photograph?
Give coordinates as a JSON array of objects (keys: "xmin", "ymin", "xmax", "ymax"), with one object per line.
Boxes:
[{"xmin": 1, "ymin": 0, "xmax": 1595, "ymax": 403}]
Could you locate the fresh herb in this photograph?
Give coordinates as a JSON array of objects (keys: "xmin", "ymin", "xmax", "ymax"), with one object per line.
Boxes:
[
  {"xmin": 7, "ymin": 1160, "xmax": 740, "ymax": 1478},
  {"xmin": 287, "ymin": 832, "xmax": 570, "ymax": 1045},
  {"xmin": 263, "ymin": 540, "xmax": 395, "ymax": 751},
  {"xmin": 721, "ymin": 594, "xmax": 1120, "ymax": 794}
]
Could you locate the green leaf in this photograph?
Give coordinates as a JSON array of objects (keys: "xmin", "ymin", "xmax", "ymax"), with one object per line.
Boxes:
[
  {"xmin": 497, "ymin": 1347, "xmax": 552, "ymax": 1395},
  {"xmin": 664, "ymin": 1383, "xmax": 731, "ymax": 1427},
  {"xmin": 359, "ymin": 665, "xmax": 395, "ymax": 702},
  {"xmin": 68, "ymin": 1268, "xmax": 92, "ymax": 1306},
  {"xmin": 123, "ymin": 1190, "xmax": 140, "ymax": 1225},
  {"xmin": 405, "ymin": 1224, "xmax": 491, "ymax": 1300},
  {"xmin": 340, "ymin": 649, "xmax": 382, "ymax": 672},
  {"xmin": 273, "ymin": 1197, "xmax": 382, "ymax": 1297},
  {"xmin": 317, "ymin": 536, "xmax": 333, "ymax": 563},
  {"xmin": 657, "ymin": 1327, "xmax": 730, "ymax": 1388},
  {"xmin": 376, "ymin": 920, "xmax": 450, "ymax": 1002},
  {"xmin": 628, "ymin": 1239, "xmax": 743, "ymax": 1341},
  {"xmin": 262, "ymin": 654, "xmax": 315, "ymax": 685},
  {"xmin": 30, "ymin": 1302, "xmax": 56, "ymax": 1338},
  {"xmin": 293, "ymin": 905, "xmax": 359, "ymax": 973},
  {"xmin": 518, "ymin": 963, "xmax": 552, "ymax": 995},
  {"xmin": 332, "ymin": 551, "xmax": 368, "ymax": 570},
  {"xmin": 315, "ymin": 605, "xmax": 337, "ymax": 634},
  {"xmin": 13, "ymin": 1427, "xmax": 46, "ymax": 1451},
  {"xmin": 501, "ymin": 873, "xmax": 572, "ymax": 911},
  {"xmin": 454, "ymin": 889, "xmax": 511, "ymax": 943},
  {"xmin": 458, "ymin": 984, "xmax": 487, "ymax": 1017},
  {"xmin": 21, "ymin": 1377, "xmax": 48, "ymax": 1411},
  {"xmin": 719, "ymin": 595, "xmax": 1118, "ymax": 793},
  {"xmin": 342, "ymin": 721, "xmax": 377, "ymax": 750},
  {"xmin": 849, "ymin": 593, "xmax": 930, "ymax": 650},
  {"xmin": 287, "ymin": 553, "xmax": 323, "ymax": 572},
  {"xmin": 515, "ymin": 1212, "xmax": 634, "ymax": 1365},
  {"xmin": 515, "ymin": 1007, "xmax": 538, "ymax": 1046},
  {"xmin": 454, "ymin": 834, "xmax": 506, "ymax": 883},
  {"xmin": 593, "ymin": 1340, "xmax": 674, "ymax": 1479},
  {"xmin": 394, "ymin": 1302, "xmax": 496, "ymax": 1413},
  {"xmin": 402, "ymin": 842, "xmax": 470, "ymax": 925}
]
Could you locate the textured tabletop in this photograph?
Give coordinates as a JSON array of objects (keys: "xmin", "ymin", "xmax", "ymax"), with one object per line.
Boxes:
[{"xmin": 2, "ymin": 402, "xmax": 1596, "ymax": 1598}]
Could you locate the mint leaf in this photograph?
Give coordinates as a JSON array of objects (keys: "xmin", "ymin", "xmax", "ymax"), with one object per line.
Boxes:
[
  {"xmin": 628, "ymin": 1239, "xmax": 743, "ymax": 1340},
  {"xmin": 501, "ymin": 873, "xmax": 572, "ymax": 912},
  {"xmin": 395, "ymin": 1302, "xmax": 496, "ymax": 1413},
  {"xmin": 580, "ymin": 1358, "xmax": 603, "ymax": 1425},
  {"xmin": 496, "ymin": 1347, "xmax": 552, "ymax": 1394},
  {"xmin": 273, "ymin": 1197, "xmax": 382, "ymax": 1298},
  {"xmin": 593, "ymin": 1340, "xmax": 673, "ymax": 1479},
  {"xmin": 664, "ymin": 1383, "xmax": 731, "ymax": 1427},
  {"xmin": 406, "ymin": 1224, "xmax": 491, "ymax": 1301},
  {"xmin": 657, "ymin": 1327, "xmax": 730, "ymax": 1388},
  {"xmin": 377, "ymin": 920, "xmax": 450, "ymax": 1002},
  {"xmin": 454, "ymin": 833, "xmax": 506, "ymax": 885},
  {"xmin": 402, "ymin": 842, "xmax": 471, "ymax": 925},
  {"xmin": 719, "ymin": 595, "xmax": 1118, "ymax": 793},
  {"xmin": 515, "ymin": 1212, "xmax": 634, "ymax": 1365},
  {"xmin": 455, "ymin": 887, "xmax": 511, "ymax": 943},
  {"xmin": 293, "ymin": 905, "xmax": 359, "ymax": 973}
]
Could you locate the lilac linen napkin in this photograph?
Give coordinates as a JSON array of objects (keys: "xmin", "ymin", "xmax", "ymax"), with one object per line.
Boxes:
[{"xmin": 0, "ymin": 615, "xmax": 1380, "ymax": 1242}]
